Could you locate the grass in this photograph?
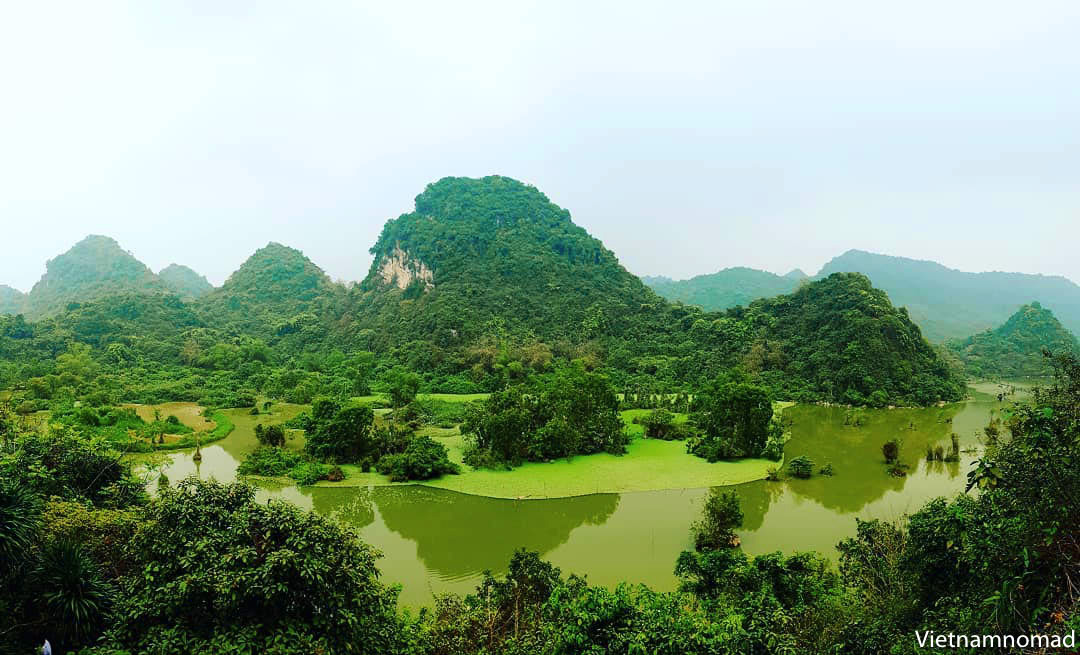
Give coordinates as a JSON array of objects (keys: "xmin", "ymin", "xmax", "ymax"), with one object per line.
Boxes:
[
  {"xmin": 152, "ymin": 410, "xmax": 235, "ymax": 451},
  {"xmin": 119, "ymin": 402, "xmax": 236, "ymax": 451}
]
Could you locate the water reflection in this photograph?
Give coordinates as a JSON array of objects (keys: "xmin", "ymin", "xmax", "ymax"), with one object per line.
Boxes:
[
  {"xmin": 373, "ymin": 486, "xmax": 619, "ymax": 580},
  {"xmin": 780, "ymin": 404, "xmax": 962, "ymax": 513}
]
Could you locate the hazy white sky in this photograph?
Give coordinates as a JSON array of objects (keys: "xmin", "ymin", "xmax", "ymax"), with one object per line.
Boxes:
[{"xmin": 1, "ymin": 1, "xmax": 1078, "ymax": 290}]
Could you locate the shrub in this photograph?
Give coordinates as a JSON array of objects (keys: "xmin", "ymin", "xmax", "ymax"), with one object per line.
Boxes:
[
  {"xmin": 254, "ymin": 423, "xmax": 286, "ymax": 447},
  {"xmin": 237, "ymin": 446, "xmax": 301, "ymax": 477},
  {"xmin": 788, "ymin": 455, "xmax": 814, "ymax": 479},
  {"xmin": 377, "ymin": 435, "xmax": 459, "ymax": 482},
  {"xmin": 289, "ymin": 461, "xmax": 330, "ymax": 486},
  {"xmin": 882, "ymin": 439, "xmax": 900, "ymax": 464},
  {"xmin": 760, "ymin": 429, "xmax": 785, "ymax": 461},
  {"xmin": 641, "ymin": 408, "xmax": 678, "ymax": 439}
]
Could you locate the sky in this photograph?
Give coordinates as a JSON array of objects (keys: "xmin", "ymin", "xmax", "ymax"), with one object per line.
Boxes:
[{"xmin": 1, "ymin": 1, "xmax": 1079, "ymax": 291}]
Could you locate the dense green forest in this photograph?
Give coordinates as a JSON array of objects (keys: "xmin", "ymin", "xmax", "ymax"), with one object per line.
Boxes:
[
  {"xmin": 947, "ymin": 302, "xmax": 1080, "ymax": 378},
  {"xmin": 3, "ymin": 354, "xmax": 1078, "ymax": 654},
  {"xmin": 643, "ymin": 267, "xmax": 806, "ymax": 311},
  {"xmin": 20, "ymin": 235, "xmax": 167, "ymax": 320},
  {"xmin": 818, "ymin": 249, "xmax": 1080, "ymax": 341},
  {"xmin": 0, "ymin": 177, "xmax": 963, "ymax": 411}
]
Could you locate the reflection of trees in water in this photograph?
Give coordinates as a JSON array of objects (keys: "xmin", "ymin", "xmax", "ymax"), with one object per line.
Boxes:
[
  {"xmin": 374, "ymin": 486, "xmax": 620, "ymax": 579},
  {"xmin": 780, "ymin": 404, "xmax": 970, "ymax": 514},
  {"xmin": 305, "ymin": 487, "xmax": 376, "ymax": 529},
  {"xmin": 733, "ymin": 480, "xmax": 784, "ymax": 532}
]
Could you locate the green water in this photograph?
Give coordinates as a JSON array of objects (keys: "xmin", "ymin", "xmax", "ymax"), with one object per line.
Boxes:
[{"xmin": 148, "ymin": 391, "xmax": 1014, "ymax": 607}]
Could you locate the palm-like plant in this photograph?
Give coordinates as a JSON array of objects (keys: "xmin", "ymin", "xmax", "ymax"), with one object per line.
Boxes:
[
  {"xmin": 35, "ymin": 540, "xmax": 113, "ymax": 645},
  {"xmin": 0, "ymin": 481, "xmax": 40, "ymax": 573}
]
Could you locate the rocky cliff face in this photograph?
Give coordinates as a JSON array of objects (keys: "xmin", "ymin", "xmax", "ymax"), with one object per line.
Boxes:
[{"xmin": 377, "ymin": 246, "xmax": 434, "ymax": 291}]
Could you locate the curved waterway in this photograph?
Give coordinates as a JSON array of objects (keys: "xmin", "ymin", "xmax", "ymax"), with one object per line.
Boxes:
[{"xmin": 147, "ymin": 386, "xmax": 1016, "ymax": 607}]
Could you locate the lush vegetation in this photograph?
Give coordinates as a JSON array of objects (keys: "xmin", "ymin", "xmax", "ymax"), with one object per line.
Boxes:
[
  {"xmin": 947, "ymin": 301, "xmax": 1080, "ymax": 378},
  {"xmin": 237, "ymin": 445, "xmax": 341, "ymax": 485},
  {"xmin": 726, "ymin": 272, "xmax": 965, "ymax": 405},
  {"xmin": 686, "ymin": 373, "xmax": 784, "ymax": 461},
  {"xmin": 644, "ymin": 266, "xmax": 806, "ymax": 311},
  {"xmin": 19, "ymin": 235, "xmax": 167, "ymax": 320},
  {"xmin": 460, "ymin": 365, "xmax": 628, "ymax": 467},
  {"xmin": 4, "ymin": 351, "xmax": 1079, "ymax": 653},
  {"xmin": 0, "ymin": 284, "xmax": 23, "ymax": 315},
  {"xmin": 0, "ymin": 179, "xmax": 963, "ymax": 414}
]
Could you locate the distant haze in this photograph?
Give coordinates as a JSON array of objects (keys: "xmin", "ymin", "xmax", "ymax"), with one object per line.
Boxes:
[{"xmin": 1, "ymin": 1, "xmax": 1078, "ymax": 290}]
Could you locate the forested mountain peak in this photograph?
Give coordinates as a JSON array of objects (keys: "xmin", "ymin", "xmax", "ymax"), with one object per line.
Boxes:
[
  {"xmin": 218, "ymin": 242, "xmax": 333, "ymax": 297},
  {"xmin": 158, "ymin": 263, "xmax": 214, "ymax": 300},
  {"xmin": 355, "ymin": 175, "xmax": 659, "ymax": 343},
  {"xmin": 736, "ymin": 272, "xmax": 964, "ymax": 404},
  {"xmin": 364, "ymin": 176, "xmax": 642, "ymax": 286},
  {"xmin": 947, "ymin": 302, "xmax": 1080, "ymax": 378},
  {"xmin": 197, "ymin": 242, "xmax": 340, "ymax": 338},
  {"xmin": 783, "ymin": 269, "xmax": 808, "ymax": 280},
  {"xmin": 644, "ymin": 266, "xmax": 803, "ymax": 311},
  {"xmin": 23, "ymin": 234, "xmax": 164, "ymax": 319},
  {"xmin": 0, "ymin": 285, "xmax": 25, "ymax": 315},
  {"xmin": 818, "ymin": 249, "xmax": 1080, "ymax": 341}
]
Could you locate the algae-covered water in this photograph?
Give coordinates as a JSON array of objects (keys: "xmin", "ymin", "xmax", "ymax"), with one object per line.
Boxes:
[{"xmin": 148, "ymin": 385, "xmax": 1018, "ymax": 607}]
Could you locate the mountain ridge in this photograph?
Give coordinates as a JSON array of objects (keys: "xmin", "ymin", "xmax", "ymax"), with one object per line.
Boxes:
[{"xmin": 947, "ymin": 302, "xmax": 1080, "ymax": 378}]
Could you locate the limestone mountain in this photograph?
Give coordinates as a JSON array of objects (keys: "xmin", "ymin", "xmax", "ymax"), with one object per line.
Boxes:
[
  {"xmin": 198, "ymin": 242, "xmax": 341, "ymax": 338},
  {"xmin": 818, "ymin": 250, "xmax": 1080, "ymax": 342},
  {"xmin": 644, "ymin": 267, "xmax": 804, "ymax": 311},
  {"xmin": 728, "ymin": 272, "xmax": 964, "ymax": 405},
  {"xmin": 0, "ymin": 285, "xmax": 25, "ymax": 315},
  {"xmin": 947, "ymin": 302, "xmax": 1080, "ymax": 378},
  {"xmin": 351, "ymin": 176, "xmax": 663, "ymax": 349},
  {"xmin": 23, "ymin": 235, "xmax": 165, "ymax": 319},
  {"xmin": 158, "ymin": 264, "xmax": 214, "ymax": 300}
]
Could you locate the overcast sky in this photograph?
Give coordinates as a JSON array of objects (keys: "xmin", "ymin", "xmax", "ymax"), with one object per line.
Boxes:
[{"xmin": 1, "ymin": 1, "xmax": 1078, "ymax": 291}]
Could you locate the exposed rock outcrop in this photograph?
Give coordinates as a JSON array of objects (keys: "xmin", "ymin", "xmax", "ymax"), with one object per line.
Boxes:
[{"xmin": 378, "ymin": 246, "xmax": 434, "ymax": 291}]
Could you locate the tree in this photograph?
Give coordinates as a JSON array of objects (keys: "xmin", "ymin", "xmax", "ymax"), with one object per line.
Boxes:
[
  {"xmin": 254, "ymin": 423, "xmax": 286, "ymax": 447},
  {"xmin": 385, "ymin": 367, "xmax": 420, "ymax": 410},
  {"xmin": 376, "ymin": 435, "xmax": 459, "ymax": 481},
  {"xmin": 691, "ymin": 489, "xmax": 743, "ymax": 551},
  {"xmin": 305, "ymin": 404, "xmax": 375, "ymax": 462},
  {"xmin": 462, "ymin": 386, "xmax": 536, "ymax": 464},
  {"xmin": 689, "ymin": 374, "xmax": 774, "ymax": 461},
  {"xmin": 99, "ymin": 478, "xmax": 405, "ymax": 654}
]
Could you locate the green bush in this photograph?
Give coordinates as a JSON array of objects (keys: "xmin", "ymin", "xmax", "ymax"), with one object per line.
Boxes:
[
  {"xmin": 376, "ymin": 435, "xmax": 459, "ymax": 481},
  {"xmin": 788, "ymin": 455, "xmax": 814, "ymax": 479}
]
